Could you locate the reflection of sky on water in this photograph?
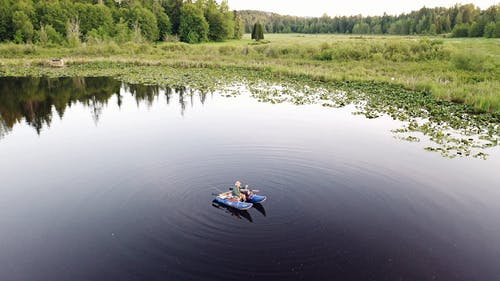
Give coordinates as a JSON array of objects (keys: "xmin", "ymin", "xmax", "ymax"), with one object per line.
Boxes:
[{"xmin": 0, "ymin": 77, "xmax": 499, "ymax": 281}]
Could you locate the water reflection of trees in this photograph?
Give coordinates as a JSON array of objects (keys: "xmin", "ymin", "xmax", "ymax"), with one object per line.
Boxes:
[
  {"xmin": 0, "ymin": 77, "xmax": 201, "ymax": 138},
  {"xmin": 0, "ymin": 77, "xmax": 119, "ymax": 134}
]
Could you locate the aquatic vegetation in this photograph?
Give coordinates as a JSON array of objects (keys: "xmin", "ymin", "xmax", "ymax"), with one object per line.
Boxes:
[
  {"xmin": 1, "ymin": 34, "xmax": 499, "ymax": 112},
  {"xmin": 1, "ymin": 34, "xmax": 499, "ymax": 159},
  {"xmin": 244, "ymin": 79, "xmax": 499, "ymax": 159},
  {"xmin": 0, "ymin": 63, "xmax": 498, "ymax": 159}
]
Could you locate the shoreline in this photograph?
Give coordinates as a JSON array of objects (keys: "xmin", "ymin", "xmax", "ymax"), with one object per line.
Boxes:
[{"xmin": 1, "ymin": 34, "xmax": 498, "ymax": 113}]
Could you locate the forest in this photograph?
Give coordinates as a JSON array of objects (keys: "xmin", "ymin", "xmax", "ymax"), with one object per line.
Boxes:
[
  {"xmin": 0, "ymin": 0, "xmax": 245, "ymax": 45},
  {"xmin": 0, "ymin": 1, "xmax": 498, "ymax": 47},
  {"xmin": 240, "ymin": 4, "xmax": 500, "ymax": 38}
]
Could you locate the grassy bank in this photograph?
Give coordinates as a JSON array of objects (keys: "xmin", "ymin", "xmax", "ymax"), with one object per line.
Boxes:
[{"xmin": 0, "ymin": 34, "xmax": 499, "ymax": 113}]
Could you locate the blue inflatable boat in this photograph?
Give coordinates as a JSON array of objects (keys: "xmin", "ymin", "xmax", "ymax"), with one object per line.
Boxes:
[
  {"xmin": 246, "ymin": 193, "xmax": 267, "ymax": 203},
  {"xmin": 214, "ymin": 192, "xmax": 253, "ymax": 210}
]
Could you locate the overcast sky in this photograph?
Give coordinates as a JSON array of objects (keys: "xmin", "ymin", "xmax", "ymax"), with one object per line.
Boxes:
[{"xmin": 227, "ymin": 1, "xmax": 498, "ymax": 17}]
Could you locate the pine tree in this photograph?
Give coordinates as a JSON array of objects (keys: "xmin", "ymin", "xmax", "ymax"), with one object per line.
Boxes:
[
  {"xmin": 165, "ymin": 0, "xmax": 183, "ymax": 35},
  {"xmin": 251, "ymin": 22, "xmax": 264, "ymax": 41}
]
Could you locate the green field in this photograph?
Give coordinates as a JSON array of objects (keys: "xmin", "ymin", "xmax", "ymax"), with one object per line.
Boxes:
[{"xmin": 0, "ymin": 34, "xmax": 499, "ymax": 113}]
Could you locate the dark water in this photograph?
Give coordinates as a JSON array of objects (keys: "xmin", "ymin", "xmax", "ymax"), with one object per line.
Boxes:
[{"xmin": 1, "ymin": 77, "xmax": 499, "ymax": 281}]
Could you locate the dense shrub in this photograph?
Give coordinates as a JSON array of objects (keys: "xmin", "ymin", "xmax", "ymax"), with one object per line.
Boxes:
[
  {"xmin": 451, "ymin": 24, "xmax": 470, "ymax": 37},
  {"xmin": 483, "ymin": 22, "xmax": 496, "ymax": 38},
  {"xmin": 468, "ymin": 22, "xmax": 484, "ymax": 37},
  {"xmin": 483, "ymin": 22, "xmax": 500, "ymax": 38},
  {"xmin": 313, "ymin": 39, "xmax": 448, "ymax": 62},
  {"xmin": 452, "ymin": 52, "xmax": 491, "ymax": 72}
]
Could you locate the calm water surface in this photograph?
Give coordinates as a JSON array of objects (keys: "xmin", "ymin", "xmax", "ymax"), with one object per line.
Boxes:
[{"xmin": 0, "ymin": 77, "xmax": 499, "ymax": 281}]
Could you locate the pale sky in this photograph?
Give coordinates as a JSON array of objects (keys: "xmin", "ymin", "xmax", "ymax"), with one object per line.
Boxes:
[{"xmin": 227, "ymin": 0, "xmax": 499, "ymax": 17}]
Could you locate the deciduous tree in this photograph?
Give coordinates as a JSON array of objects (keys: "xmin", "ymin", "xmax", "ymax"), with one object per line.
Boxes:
[{"xmin": 179, "ymin": 3, "xmax": 208, "ymax": 43}]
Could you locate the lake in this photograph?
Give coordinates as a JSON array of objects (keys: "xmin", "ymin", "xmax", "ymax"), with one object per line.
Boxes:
[{"xmin": 1, "ymin": 77, "xmax": 499, "ymax": 281}]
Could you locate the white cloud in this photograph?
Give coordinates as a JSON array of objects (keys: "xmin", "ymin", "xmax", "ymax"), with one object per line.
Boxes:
[{"xmin": 227, "ymin": 0, "xmax": 498, "ymax": 17}]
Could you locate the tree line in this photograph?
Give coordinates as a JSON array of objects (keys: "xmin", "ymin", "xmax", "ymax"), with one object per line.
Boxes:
[
  {"xmin": 240, "ymin": 3, "xmax": 500, "ymax": 38},
  {"xmin": 0, "ymin": 0, "xmax": 245, "ymax": 45}
]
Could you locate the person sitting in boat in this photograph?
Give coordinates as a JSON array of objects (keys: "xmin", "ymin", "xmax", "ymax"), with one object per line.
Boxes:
[{"xmin": 232, "ymin": 181, "xmax": 247, "ymax": 202}]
